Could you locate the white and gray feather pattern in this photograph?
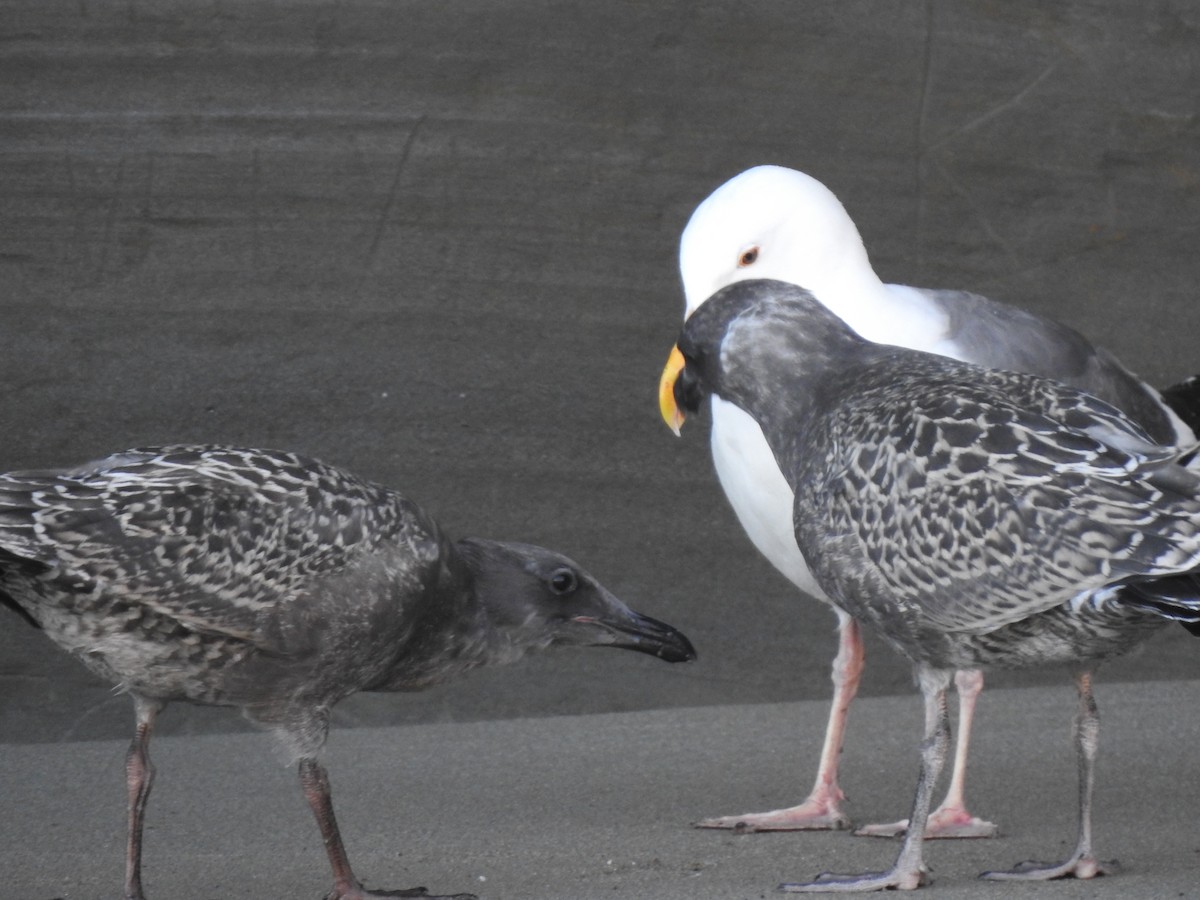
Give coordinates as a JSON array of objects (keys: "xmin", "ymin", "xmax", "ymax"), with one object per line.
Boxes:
[
  {"xmin": 671, "ymin": 278, "xmax": 1200, "ymax": 889},
  {"xmin": 684, "ymin": 281, "xmax": 1200, "ymax": 660},
  {"xmin": 0, "ymin": 446, "xmax": 432, "ymax": 639},
  {"xmin": 3, "ymin": 444, "xmax": 694, "ymax": 900},
  {"xmin": 675, "ymin": 164, "xmax": 1200, "ymax": 838}
]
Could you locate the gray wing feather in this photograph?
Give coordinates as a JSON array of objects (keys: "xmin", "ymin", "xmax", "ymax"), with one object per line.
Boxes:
[
  {"xmin": 0, "ymin": 446, "xmax": 440, "ymax": 649},
  {"xmin": 924, "ymin": 289, "xmax": 1180, "ymax": 445},
  {"xmin": 800, "ymin": 354, "xmax": 1200, "ymax": 636}
]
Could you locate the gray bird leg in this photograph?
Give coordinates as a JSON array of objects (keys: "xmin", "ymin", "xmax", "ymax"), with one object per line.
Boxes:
[
  {"xmin": 124, "ymin": 696, "xmax": 164, "ymax": 900},
  {"xmin": 299, "ymin": 758, "xmax": 478, "ymax": 900},
  {"xmin": 981, "ymin": 670, "xmax": 1119, "ymax": 881},
  {"xmin": 779, "ymin": 665, "xmax": 950, "ymax": 892},
  {"xmin": 854, "ymin": 667, "xmax": 998, "ymax": 839}
]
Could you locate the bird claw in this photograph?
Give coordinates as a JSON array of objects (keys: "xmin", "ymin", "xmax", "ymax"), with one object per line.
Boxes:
[
  {"xmin": 854, "ymin": 807, "xmax": 998, "ymax": 840},
  {"xmin": 779, "ymin": 867, "xmax": 928, "ymax": 892},
  {"xmin": 695, "ymin": 796, "xmax": 852, "ymax": 832},
  {"xmin": 814, "ymin": 871, "xmax": 863, "ymax": 883},
  {"xmin": 981, "ymin": 855, "xmax": 1120, "ymax": 881}
]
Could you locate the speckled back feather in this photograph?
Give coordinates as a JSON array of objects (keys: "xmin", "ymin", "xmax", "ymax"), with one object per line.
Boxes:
[
  {"xmin": 797, "ymin": 354, "xmax": 1200, "ymax": 638},
  {"xmin": 0, "ymin": 445, "xmax": 441, "ymax": 652},
  {"xmin": 678, "ymin": 280, "xmax": 1200, "ymax": 669}
]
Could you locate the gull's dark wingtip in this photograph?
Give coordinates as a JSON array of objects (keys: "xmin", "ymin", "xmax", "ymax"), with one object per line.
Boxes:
[{"xmin": 1161, "ymin": 372, "xmax": 1200, "ymax": 436}]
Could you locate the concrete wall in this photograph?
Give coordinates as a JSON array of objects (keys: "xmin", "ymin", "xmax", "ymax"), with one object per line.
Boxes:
[{"xmin": 3, "ymin": 1, "xmax": 1199, "ymax": 742}]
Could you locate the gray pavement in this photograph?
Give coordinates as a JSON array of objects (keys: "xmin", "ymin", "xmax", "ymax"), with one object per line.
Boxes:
[
  {"xmin": 6, "ymin": 681, "xmax": 1200, "ymax": 899},
  {"xmin": 3, "ymin": 1, "xmax": 1200, "ymax": 897}
]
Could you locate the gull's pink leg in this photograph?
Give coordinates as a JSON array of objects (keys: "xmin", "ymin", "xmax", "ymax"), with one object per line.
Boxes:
[
  {"xmin": 299, "ymin": 758, "xmax": 477, "ymax": 900},
  {"xmin": 696, "ymin": 614, "xmax": 860, "ymax": 831},
  {"xmin": 780, "ymin": 665, "xmax": 952, "ymax": 892},
  {"xmin": 926, "ymin": 669, "xmax": 999, "ymax": 837},
  {"xmin": 855, "ymin": 668, "xmax": 998, "ymax": 839}
]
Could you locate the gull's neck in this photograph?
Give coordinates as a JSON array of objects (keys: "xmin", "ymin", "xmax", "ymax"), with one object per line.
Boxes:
[{"xmin": 811, "ymin": 259, "xmax": 948, "ymax": 354}]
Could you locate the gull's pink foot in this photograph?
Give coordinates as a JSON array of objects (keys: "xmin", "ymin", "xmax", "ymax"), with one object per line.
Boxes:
[
  {"xmin": 696, "ymin": 789, "xmax": 851, "ymax": 832},
  {"xmin": 854, "ymin": 803, "xmax": 997, "ymax": 840},
  {"xmin": 698, "ymin": 619, "xmax": 862, "ymax": 833},
  {"xmin": 982, "ymin": 854, "xmax": 1120, "ymax": 881}
]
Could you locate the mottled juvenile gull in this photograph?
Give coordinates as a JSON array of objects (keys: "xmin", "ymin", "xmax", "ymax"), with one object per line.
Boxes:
[
  {"xmin": 660, "ymin": 279, "xmax": 1200, "ymax": 891},
  {"xmin": 2, "ymin": 444, "xmax": 695, "ymax": 900},
  {"xmin": 674, "ymin": 164, "xmax": 1195, "ymax": 839}
]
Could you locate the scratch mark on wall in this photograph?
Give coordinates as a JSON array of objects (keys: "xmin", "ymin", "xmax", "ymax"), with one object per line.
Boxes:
[
  {"xmin": 925, "ymin": 63, "xmax": 1058, "ymax": 153},
  {"xmin": 360, "ymin": 115, "xmax": 428, "ymax": 285},
  {"xmin": 932, "ymin": 157, "xmax": 1019, "ymax": 266},
  {"xmin": 913, "ymin": 0, "xmax": 936, "ymax": 278},
  {"xmin": 251, "ymin": 146, "xmax": 263, "ymax": 272},
  {"xmin": 96, "ymin": 156, "xmax": 127, "ymax": 281}
]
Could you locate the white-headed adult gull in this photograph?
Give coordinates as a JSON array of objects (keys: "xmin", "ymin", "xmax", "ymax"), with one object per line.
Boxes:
[
  {"xmin": 661, "ymin": 279, "xmax": 1200, "ymax": 891},
  {"xmin": 674, "ymin": 165, "xmax": 1194, "ymax": 839}
]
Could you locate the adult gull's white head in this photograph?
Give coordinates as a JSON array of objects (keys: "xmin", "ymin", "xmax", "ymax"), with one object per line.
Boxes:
[{"xmin": 678, "ymin": 165, "xmax": 945, "ymax": 349}]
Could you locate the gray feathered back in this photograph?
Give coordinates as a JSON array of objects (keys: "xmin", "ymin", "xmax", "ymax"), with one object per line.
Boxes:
[{"xmin": 679, "ymin": 280, "xmax": 1200, "ymax": 669}]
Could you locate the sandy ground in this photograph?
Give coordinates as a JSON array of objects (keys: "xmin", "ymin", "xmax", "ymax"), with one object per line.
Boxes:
[{"xmin": 6, "ymin": 682, "xmax": 1200, "ymax": 899}]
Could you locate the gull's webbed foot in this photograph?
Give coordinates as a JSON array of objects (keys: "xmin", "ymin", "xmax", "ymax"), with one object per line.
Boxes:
[
  {"xmin": 779, "ymin": 865, "xmax": 929, "ymax": 892},
  {"xmin": 981, "ymin": 853, "xmax": 1118, "ymax": 881},
  {"xmin": 853, "ymin": 804, "xmax": 997, "ymax": 840},
  {"xmin": 695, "ymin": 790, "xmax": 851, "ymax": 832}
]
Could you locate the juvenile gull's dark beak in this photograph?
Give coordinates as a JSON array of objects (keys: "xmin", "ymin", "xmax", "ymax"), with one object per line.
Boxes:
[{"xmin": 572, "ymin": 608, "xmax": 697, "ymax": 663}]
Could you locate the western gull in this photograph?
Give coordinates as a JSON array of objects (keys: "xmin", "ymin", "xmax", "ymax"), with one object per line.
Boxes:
[
  {"xmin": 660, "ymin": 279, "xmax": 1200, "ymax": 891},
  {"xmin": 1, "ymin": 444, "xmax": 696, "ymax": 900},
  {"xmin": 675, "ymin": 164, "xmax": 1196, "ymax": 839}
]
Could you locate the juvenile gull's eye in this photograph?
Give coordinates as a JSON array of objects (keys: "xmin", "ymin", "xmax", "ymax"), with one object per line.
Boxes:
[{"xmin": 549, "ymin": 569, "xmax": 577, "ymax": 595}]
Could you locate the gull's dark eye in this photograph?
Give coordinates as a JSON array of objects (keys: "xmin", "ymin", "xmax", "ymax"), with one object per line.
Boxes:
[
  {"xmin": 549, "ymin": 568, "xmax": 578, "ymax": 595},
  {"xmin": 737, "ymin": 245, "xmax": 759, "ymax": 267}
]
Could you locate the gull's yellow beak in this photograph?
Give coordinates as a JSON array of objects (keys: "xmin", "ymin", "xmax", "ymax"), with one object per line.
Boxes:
[{"xmin": 658, "ymin": 345, "xmax": 687, "ymax": 437}]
